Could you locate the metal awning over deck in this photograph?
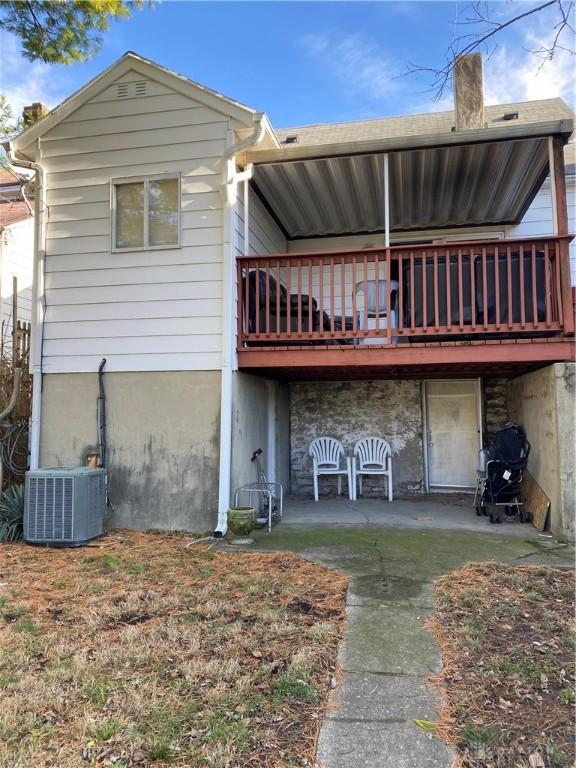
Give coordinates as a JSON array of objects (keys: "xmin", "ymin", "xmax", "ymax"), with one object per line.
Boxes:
[{"xmin": 247, "ymin": 120, "xmax": 573, "ymax": 239}]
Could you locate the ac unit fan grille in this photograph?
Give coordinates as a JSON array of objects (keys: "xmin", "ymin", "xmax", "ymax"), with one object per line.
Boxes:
[{"xmin": 27, "ymin": 477, "xmax": 74, "ymax": 541}]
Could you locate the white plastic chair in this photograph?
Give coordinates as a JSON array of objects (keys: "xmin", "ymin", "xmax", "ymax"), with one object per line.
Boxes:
[
  {"xmin": 309, "ymin": 437, "xmax": 353, "ymax": 502},
  {"xmin": 354, "ymin": 280, "xmax": 398, "ymax": 345},
  {"xmin": 353, "ymin": 437, "xmax": 393, "ymax": 501}
]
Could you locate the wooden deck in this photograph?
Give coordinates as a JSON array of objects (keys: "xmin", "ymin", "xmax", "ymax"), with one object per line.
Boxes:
[{"xmin": 236, "ymin": 236, "xmax": 574, "ymax": 379}]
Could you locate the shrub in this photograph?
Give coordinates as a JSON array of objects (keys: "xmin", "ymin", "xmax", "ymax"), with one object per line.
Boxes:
[{"xmin": 0, "ymin": 484, "xmax": 25, "ymax": 542}]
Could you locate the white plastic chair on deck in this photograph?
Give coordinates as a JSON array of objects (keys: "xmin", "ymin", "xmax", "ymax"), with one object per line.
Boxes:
[
  {"xmin": 309, "ymin": 437, "xmax": 353, "ymax": 501},
  {"xmin": 354, "ymin": 279, "xmax": 398, "ymax": 345},
  {"xmin": 353, "ymin": 437, "xmax": 393, "ymax": 501}
]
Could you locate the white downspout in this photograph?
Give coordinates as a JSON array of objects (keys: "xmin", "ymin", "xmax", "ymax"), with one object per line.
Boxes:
[
  {"xmin": 243, "ymin": 175, "xmax": 250, "ymax": 256},
  {"xmin": 214, "ymin": 116, "xmax": 265, "ymax": 536},
  {"xmin": 4, "ymin": 140, "xmax": 45, "ymax": 470}
]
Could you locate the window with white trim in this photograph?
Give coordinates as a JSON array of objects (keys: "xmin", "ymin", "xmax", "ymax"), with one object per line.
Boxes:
[{"xmin": 112, "ymin": 175, "xmax": 180, "ymax": 251}]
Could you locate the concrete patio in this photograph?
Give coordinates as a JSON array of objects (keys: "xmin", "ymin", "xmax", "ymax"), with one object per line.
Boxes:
[
  {"xmin": 243, "ymin": 497, "xmax": 572, "ymax": 768},
  {"xmin": 279, "ymin": 493, "xmax": 544, "ymax": 537}
]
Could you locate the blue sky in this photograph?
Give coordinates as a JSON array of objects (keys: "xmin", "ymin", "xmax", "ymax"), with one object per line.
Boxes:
[{"xmin": 1, "ymin": 1, "xmax": 574, "ymax": 129}]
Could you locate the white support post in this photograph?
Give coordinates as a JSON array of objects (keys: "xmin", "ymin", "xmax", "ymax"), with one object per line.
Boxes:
[
  {"xmin": 243, "ymin": 176, "xmax": 250, "ymax": 255},
  {"xmin": 266, "ymin": 381, "xmax": 276, "ymax": 484},
  {"xmin": 384, "ymin": 153, "xmax": 390, "ymax": 247}
]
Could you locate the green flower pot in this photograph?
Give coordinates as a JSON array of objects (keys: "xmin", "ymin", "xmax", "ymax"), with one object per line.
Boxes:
[{"xmin": 227, "ymin": 507, "xmax": 256, "ymax": 537}]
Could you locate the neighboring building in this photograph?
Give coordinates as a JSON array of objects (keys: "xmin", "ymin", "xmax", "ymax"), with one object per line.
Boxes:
[
  {"xmin": 0, "ymin": 168, "xmax": 33, "ymax": 352},
  {"xmin": 7, "ymin": 52, "xmax": 575, "ymax": 537}
]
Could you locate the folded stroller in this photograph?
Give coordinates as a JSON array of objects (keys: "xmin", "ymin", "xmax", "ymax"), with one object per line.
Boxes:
[{"xmin": 474, "ymin": 423, "xmax": 531, "ymax": 524}]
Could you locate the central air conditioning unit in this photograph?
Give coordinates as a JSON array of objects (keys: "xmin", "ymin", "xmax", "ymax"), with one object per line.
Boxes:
[{"xmin": 24, "ymin": 467, "xmax": 106, "ymax": 546}]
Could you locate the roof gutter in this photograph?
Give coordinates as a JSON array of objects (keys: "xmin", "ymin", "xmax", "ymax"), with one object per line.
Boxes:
[
  {"xmin": 222, "ymin": 113, "xmax": 266, "ymax": 203},
  {"xmin": 3, "ymin": 140, "xmax": 45, "ymax": 471},
  {"xmin": 245, "ymin": 118, "xmax": 574, "ymax": 166},
  {"xmin": 215, "ymin": 114, "xmax": 266, "ymax": 537}
]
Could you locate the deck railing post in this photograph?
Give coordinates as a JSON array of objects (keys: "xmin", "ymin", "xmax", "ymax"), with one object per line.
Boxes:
[
  {"xmin": 237, "ymin": 260, "xmax": 243, "ymax": 346},
  {"xmin": 557, "ymin": 236, "xmax": 574, "ymax": 333},
  {"xmin": 551, "ymin": 137, "xmax": 574, "ymax": 335}
]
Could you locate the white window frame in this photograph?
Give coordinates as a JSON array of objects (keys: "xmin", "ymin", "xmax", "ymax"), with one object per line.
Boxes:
[{"xmin": 111, "ymin": 173, "xmax": 181, "ymax": 252}]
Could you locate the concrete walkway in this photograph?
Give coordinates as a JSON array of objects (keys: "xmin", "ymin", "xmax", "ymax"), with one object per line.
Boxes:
[{"xmin": 247, "ymin": 502, "xmax": 573, "ymax": 768}]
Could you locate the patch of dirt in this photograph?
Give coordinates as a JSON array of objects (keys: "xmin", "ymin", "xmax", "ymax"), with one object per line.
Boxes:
[
  {"xmin": 0, "ymin": 530, "xmax": 348, "ymax": 768},
  {"xmin": 428, "ymin": 562, "xmax": 575, "ymax": 768}
]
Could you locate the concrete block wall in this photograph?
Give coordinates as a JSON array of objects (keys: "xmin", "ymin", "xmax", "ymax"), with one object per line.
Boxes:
[
  {"xmin": 231, "ymin": 373, "xmax": 270, "ymax": 494},
  {"xmin": 289, "ymin": 380, "xmax": 424, "ymax": 497},
  {"xmin": 231, "ymin": 372, "xmax": 290, "ymax": 500},
  {"xmin": 507, "ymin": 362, "xmax": 575, "ymax": 539},
  {"xmin": 40, "ymin": 371, "xmax": 221, "ymax": 533}
]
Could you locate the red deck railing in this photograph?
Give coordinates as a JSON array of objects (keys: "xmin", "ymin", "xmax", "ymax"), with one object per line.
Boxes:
[{"xmin": 237, "ymin": 236, "xmax": 572, "ymax": 348}]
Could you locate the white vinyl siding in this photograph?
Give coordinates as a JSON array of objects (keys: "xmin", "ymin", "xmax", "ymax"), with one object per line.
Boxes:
[
  {"xmin": 235, "ymin": 185, "xmax": 287, "ymax": 258},
  {"xmin": 41, "ymin": 70, "xmax": 230, "ymax": 373},
  {"xmin": 233, "ymin": 186, "xmax": 287, "ymax": 362},
  {"xmin": 508, "ymin": 176, "xmax": 575, "ymax": 285},
  {"xmin": 506, "ymin": 179, "xmax": 554, "ymax": 238}
]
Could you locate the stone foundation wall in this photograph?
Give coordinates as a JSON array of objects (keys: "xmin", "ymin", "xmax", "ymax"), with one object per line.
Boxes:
[
  {"xmin": 483, "ymin": 379, "xmax": 509, "ymax": 442},
  {"xmin": 289, "ymin": 380, "xmax": 424, "ymax": 497}
]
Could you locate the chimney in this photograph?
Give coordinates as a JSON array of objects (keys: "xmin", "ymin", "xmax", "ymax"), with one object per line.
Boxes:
[
  {"xmin": 453, "ymin": 53, "xmax": 485, "ymax": 131},
  {"xmin": 22, "ymin": 102, "xmax": 49, "ymax": 128}
]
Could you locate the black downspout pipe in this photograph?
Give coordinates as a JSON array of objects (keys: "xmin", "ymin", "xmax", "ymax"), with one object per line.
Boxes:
[
  {"xmin": 97, "ymin": 358, "xmax": 111, "ymax": 506},
  {"xmin": 97, "ymin": 358, "xmax": 107, "ymax": 468}
]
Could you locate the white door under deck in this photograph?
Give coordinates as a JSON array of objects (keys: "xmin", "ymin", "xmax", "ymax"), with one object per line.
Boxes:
[{"xmin": 424, "ymin": 380, "xmax": 482, "ymax": 490}]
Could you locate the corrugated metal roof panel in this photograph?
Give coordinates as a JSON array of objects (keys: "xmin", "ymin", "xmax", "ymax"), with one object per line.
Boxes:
[{"xmin": 252, "ymin": 137, "xmax": 549, "ymax": 238}]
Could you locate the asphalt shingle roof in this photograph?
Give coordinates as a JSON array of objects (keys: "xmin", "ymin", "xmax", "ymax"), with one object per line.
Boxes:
[
  {"xmin": 0, "ymin": 168, "xmax": 24, "ymax": 186},
  {"xmin": 275, "ymin": 98, "xmax": 573, "ymax": 148}
]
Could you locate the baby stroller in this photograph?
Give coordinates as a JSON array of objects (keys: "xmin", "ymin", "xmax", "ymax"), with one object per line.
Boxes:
[{"xmin": 474, "ymin": 423, "xmax": 531, "ymax": 524}]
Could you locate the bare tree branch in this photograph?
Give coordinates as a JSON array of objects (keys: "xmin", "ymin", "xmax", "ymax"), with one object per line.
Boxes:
[{"xmin": 401, "ymin": 0, "xmax": 575, "ymax": 100}]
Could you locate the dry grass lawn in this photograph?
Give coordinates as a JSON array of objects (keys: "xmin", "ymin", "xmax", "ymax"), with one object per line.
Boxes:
[
  {"xmin": 0, "ymin": 531, "xmax": 347, "ymax": 768},
  {"xmin": 428, "ymin": 562, "xmax": 575, "ymax": 768}
]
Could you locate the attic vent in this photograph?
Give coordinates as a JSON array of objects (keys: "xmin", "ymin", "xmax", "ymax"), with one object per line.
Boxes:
[
  {"xmin": 282, "ymin": 136, "xmax": 298, "ymax": 145},
  {"xmin": 492, "ymin": 111, "xmax": 520, "ymax": 123},
  {"xmin": 116, "ymin": 81, "xmax": 148, "ymax": 99}
]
